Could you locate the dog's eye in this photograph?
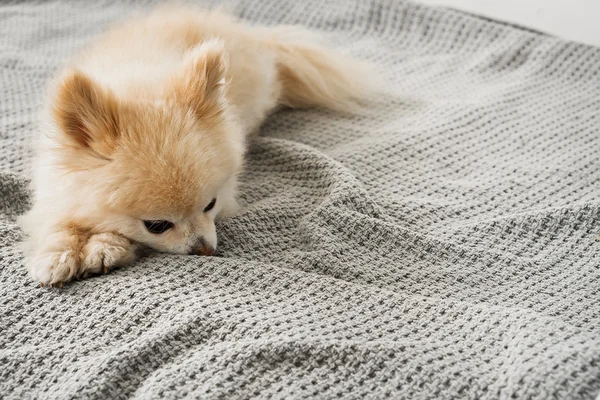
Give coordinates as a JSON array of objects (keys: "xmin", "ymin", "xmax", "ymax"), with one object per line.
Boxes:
[
  {"xmin": 143, "ymin": 220, "xmax": 174, "ymax": 234},
  {"xmin": 203, "ymin": 198, "xmax": 216, "ymax": 212}
]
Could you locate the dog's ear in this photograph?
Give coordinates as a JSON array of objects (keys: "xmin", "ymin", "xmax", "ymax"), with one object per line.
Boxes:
[
  {"xmin": 52, "ymin": 70, "xmax": 120, "ymax": 160},
  {"xmin": 171, "ymin": 39, "xmax": 228, "ymax": 121}
]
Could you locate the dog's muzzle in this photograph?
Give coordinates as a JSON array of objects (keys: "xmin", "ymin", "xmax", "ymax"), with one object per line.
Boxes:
[{"xmin": 189, "ymin": 239, "xmax": 216, "ymax": 256}]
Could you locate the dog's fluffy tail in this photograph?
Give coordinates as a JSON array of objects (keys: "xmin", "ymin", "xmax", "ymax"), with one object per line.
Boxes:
[{"xmin": 265, "ymin": 27, "xmax": 377, "ymax": 113}]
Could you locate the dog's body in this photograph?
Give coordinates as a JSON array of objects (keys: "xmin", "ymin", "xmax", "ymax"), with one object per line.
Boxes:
[{"xmin": 20, "ymin": 7, "xmax": 374, "ymax": 285}]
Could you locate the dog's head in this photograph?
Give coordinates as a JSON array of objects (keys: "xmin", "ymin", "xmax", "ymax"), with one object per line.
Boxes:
[{"xmin": 49, "ymin": 41, "xmax": 243, "ymax": 255}]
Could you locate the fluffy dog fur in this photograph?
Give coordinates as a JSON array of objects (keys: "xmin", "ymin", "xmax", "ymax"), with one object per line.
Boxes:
[{"xmin": 19, "ymin": 6, "xmax": 375, "ymax": 285}]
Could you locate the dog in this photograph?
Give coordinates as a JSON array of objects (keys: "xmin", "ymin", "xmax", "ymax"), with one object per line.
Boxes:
[{"xmin": 19, "ymin": 6, "xmax": 376, "ymax": 286}]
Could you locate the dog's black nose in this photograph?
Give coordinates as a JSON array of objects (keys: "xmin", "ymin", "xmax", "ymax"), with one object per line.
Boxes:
[{"xmin": 188, "ymin": 239, "xmax": 216, "ymax": 256}]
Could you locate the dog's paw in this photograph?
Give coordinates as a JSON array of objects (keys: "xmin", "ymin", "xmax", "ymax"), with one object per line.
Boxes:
[
  {"xmin": 26, "ymin": 231, "xmax": 137, "ymax": 286},
  {"xmin": 80, "ymin": 233, "xmax": 137, "ymax": 278},
  {"xmin": 27, "ymin": 248, "xmax": 80, "ymax": 286}
]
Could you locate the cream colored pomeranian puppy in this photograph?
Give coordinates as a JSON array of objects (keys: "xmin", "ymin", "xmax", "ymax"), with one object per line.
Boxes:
[{"xmin": 19, "ymin": 6, "xmax": 375, "ymax": 285}]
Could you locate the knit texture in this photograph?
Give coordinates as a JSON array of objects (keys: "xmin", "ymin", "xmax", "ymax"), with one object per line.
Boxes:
[{"xmin": 1, "ymin": 1, "xmax": 599, "ymax": 399}]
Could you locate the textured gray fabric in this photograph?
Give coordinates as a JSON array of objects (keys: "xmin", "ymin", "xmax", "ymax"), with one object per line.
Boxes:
[{"xmin": 1, "ymin": 0, "xmax": 599, "ymax": 399}]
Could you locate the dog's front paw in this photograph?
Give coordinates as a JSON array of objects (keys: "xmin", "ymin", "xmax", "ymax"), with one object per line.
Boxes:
[
  {"xmin": 27, "ymin": 248, "xmax": 80, "ymax": 286},
  {"xmin": 25, "ymin": 231, "xmax": 137, "ymax": 286},
  {"xmin": 80, "ymin": 233, "xmax": 137, "ymax": 278}
]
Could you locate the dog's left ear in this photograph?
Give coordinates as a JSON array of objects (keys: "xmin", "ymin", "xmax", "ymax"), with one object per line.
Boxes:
[
  {"xmin": 52, "ymin": 70, "xmax": 120, "ymax": 160},
  {"xmin": 171, "ymin": 39, "xmax": 228, "ymax": 120}
]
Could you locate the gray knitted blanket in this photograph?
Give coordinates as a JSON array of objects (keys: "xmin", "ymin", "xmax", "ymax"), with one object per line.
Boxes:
[{"xmin": 1, "ymin": 1, "xmax": 599, "ymax": 399}]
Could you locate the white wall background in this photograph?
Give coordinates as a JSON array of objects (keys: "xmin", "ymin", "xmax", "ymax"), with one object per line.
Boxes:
[{"xmin": 418, "ymin": 0, "xmax": 600, "ymax": 47}]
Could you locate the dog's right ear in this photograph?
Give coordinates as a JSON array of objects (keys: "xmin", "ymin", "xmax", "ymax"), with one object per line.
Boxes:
[
  {"xmin": 52, "ymin": 70, "xmax": 120, "ymax": 160},
  {"xmin": 171, "ymin": 39, "xmax": 228, "ymax": 122}
]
